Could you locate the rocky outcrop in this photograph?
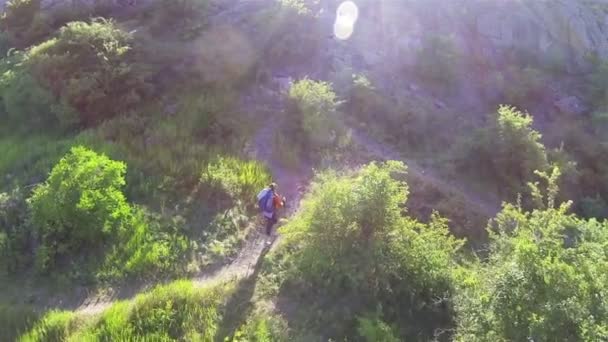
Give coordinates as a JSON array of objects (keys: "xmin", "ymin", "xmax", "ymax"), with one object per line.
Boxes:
[{"xmin": 332, "ymin": 0, "xmax": 608, "ymax": 72}]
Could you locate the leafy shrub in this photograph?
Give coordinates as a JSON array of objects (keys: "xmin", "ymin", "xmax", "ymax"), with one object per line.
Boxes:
[
  {"xmin": 455, "ymin": 169, "xmax": 608, "ymax": 341},
  {"xmin": 357, "ymin": 312, "xmax": 400, "ymax": 342},
  {"xmin": 276, "ymin": 161, "xmax": 463, "ymax": 339},
  {"xmin": 456, "ymin": 105, "xmax": 548, "ymax": 200},
  {"xmin": 29, "ymin": 146, "xmax": 132, "ymax": 272},
  {"xmin": 285, "ymin": 78, "xmax": 348, "ymax": 162},
  {"xmin": 0, "ymin": 0, "xmax": 53, "ymax": 48},
  {"xmin": 347, "ymin": 74, "xmax": 386, "ymax": 123},
  {"xmin": 259, "ymin": 0, "xmax": 321, "ymax": 68},
  {"xmin": 0, "ymin": 53, "xmax": 56, "ymax": 129},
  {"xmin": 26, "ymin": 19, "xmax": 152, "ymax": 127}
]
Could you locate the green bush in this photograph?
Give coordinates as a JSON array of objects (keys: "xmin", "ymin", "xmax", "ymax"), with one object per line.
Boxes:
[
  {"xmin": 455, "ymin": 169, "xmax": 608, "ymax": 341},
  {"xmin": 258, "ymin": 0, "xmax": 321, "ymax": 68},
  {"xmin": 357, "ymin": 312, "xmax": 400, "ymax": 342},
  {"xmin": 0, "ymin": 0, "xmax": 53, "ymax": 48},
  {"xmin": 456, "ymin": 105, "xmax": 548, "ymax": 200},
  {"xmin": 29, "ymin": 146, "xmax": 132, "ymax": 272},
  {"xmin": 26, "ymin": 19, "xmax": 152, "ymax": 127},
  {"xmin": 0, "ymin": 53, "xmax": 56, "ymax": 129},
  {"xmin": 286, "ymin": 78, "xmax": 348, "ymax": 162},
  {"xmin": 347, "ymin": 74, "xmax": 386, "ymax": 124},
  {"xmin": 276, "ymin": 161, "xmax": 463, "ymax": 339}
]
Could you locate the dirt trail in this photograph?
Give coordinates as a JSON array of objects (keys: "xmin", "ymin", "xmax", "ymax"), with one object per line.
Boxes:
[
  {"xmin": 75, "ymin": 88, "xmax": 308, "ymax": 316},
  {"xmin": 75, "ymin": 226, "xmax": 271, "ymax": 315}
]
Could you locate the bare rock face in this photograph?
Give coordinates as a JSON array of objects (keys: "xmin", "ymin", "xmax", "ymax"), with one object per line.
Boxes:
[{"xmin": 340, "ymin": 0, "xmax": 608, "ymax": 72}]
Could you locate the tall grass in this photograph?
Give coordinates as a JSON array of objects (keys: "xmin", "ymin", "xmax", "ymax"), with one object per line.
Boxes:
[
  {"xmin": 18, "ymin": 310, "xmax": 79, "ymax": 342},
  {"xmin": 0, "ymin": 134, "xmax": 74, "ymax": 189},
  {"xmin": 202, "ymin": 156, "xmax": 271, "ymax": 204},
  {"xmin": 16, "ymin": 280, "xmax": 236, "ymax": 341},
  {"xmin": 0, "ymin": 304, "xmax": 39, "ymax": 342}
]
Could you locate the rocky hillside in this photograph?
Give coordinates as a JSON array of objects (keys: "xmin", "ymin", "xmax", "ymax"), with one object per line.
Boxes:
[{"xmin": 344, "ymin": 0, "xmax": 608, "ymax": 70}]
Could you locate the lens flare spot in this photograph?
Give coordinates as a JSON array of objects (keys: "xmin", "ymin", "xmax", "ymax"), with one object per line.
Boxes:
[{"xmin": 334, "ymin": 1, "xmax": 359, "ymax": 40}]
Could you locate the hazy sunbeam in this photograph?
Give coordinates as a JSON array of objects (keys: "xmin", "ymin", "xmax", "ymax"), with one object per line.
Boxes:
[{"xmin": 334, "ymin": 1, "xmax": 359, "ymax": 40}]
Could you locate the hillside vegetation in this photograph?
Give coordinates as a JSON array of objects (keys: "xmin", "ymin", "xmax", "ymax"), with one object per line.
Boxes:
[{"xmin": 2, "ymin": 0, "xmax": 608, "ymax": 341}]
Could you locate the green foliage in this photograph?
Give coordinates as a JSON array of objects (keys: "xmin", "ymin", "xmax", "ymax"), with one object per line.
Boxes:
[
  {"xmin": 20, "ymin": 280, "xmax": 235, "ymax": 341},
  {"xmin": 18, "ymin": 310, "xmax": 78, "ymax": 342},
  {"xmin": 285, "ymin": 78, "xmax": 349, "ymax": 163},
  {"xmin": 26, "ymin": 19, "xmax": 152, "ymax": 127},
  {"xmin": 357, "ymin": 312, "xmax": 400, "ymax": 342},
  {"xmin": 30, "ymin": 146, "xmax": 131, "ymax": 272},
  {"xmin": 0, "ymin": 0, "xmax": 53, "ymax": 48},
  {"xmin": 0, "ymin": 188, "xmax": 33, "ymax": 274},
  {"xmin": 348, "ymin": 74, "xmax": 386, "ymax": 124},
  {"xmin": 276, "ymin": 161, "xmax": 463, "ymax": 339},
  {"xmin": 257, "ymin": 0, "xmax": 321, "ymax": 68},
  {"xmin": 455, "ymin": 170, "xmax": 608, "ymax": 341},
  {"xmin": 202, "ymin": 157, "xmax": 271, "ymax": 204},
  {"xmin": 232, "ymin": 310, "xmax": 290, "ymax": 342},
  {"xmin": 99, "ymin": 207, "xmax": 190, "ymax": 280},
  {"xmin": 0, "ymin": 304, "xmax": 39, "ymax": 342},
  {"xmin": 24, "ymin": 145, "xmax": 189, "ymax": 280},
  {"xmin": 0, "ymin": 53, "xmax": 56, "ymax": 129},
  {"xmin": 457, "ymin": 105, "xmax": 548, "ymax": 199}
]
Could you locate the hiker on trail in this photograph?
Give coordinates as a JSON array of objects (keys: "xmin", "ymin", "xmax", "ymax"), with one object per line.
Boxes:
[{"xmin": 257, "ymin": 183, "xmax": 285, "ymax": 236}]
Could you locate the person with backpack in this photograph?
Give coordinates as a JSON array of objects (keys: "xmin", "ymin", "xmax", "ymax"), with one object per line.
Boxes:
[{"xmin": 257, "ymin": 183, "xmax": 285, "ymax": 236}]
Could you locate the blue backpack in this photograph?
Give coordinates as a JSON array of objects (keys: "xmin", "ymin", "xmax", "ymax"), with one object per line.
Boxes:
[{"xmin": 257, "ymin": 188, "xmax": 273, "ymax": 212}]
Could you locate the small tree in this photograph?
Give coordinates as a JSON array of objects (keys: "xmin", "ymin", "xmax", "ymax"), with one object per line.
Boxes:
[
  {"xmin": 26, "ymin": 19, "xmax": 151, "ymax": 127},
  {"xmin": 30, "ymin": 146, "xmax": 132, "ymax": 271},
  {"xmin": 458, "ymin": 105, "xmax": 548, "ymax": 199},
  {"xmin": 286, "ymin": 78, "xmax": 347, "ymax": 162},
  {"xmin": 455, "ymin": 169, "xmax": 608, "ymax": 341},
  {"xmin": 280, "ymin": 161, "xmax": 463, "ymax": 339}
]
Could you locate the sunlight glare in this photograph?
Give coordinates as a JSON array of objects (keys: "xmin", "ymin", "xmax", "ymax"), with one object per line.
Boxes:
[{"xmin": 334, "ymin": 1, "xmax": 359, "ymax": 40}]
